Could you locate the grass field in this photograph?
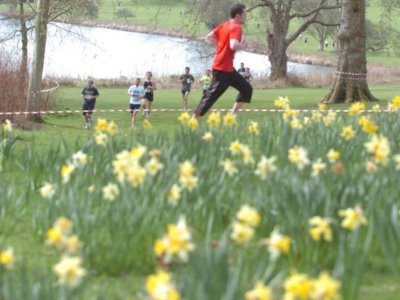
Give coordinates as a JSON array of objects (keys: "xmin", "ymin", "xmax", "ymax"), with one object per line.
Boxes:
[
  {"xmin": 13, "ymin": 82, "xmax": 398, "ymax": 146},
  {"xmin": 2, "ymin": 85, "xmax": 400, "ymax": 299}
]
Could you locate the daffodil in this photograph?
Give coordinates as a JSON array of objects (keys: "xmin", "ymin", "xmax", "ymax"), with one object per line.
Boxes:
[
  {"xmin": 88, "ymin": 185, "xmax": 96, "ymax": 193},
  {"xmin": 61, "ymin": 163, "xmax": 75, "ymax": 183},
  {"xmin": 231, "ymin": 221, "xmax": 254, "ymax": 244},
  {"xmin": 340, "ymin": 126, "xmax": 355, "ymax": 140},
  {"xmin": 311, "ymin": 159, "xmax": 326, "ymax": 177},
  {"xmin": 94, "ymin": 132, "xmax": 108, "ymax": 145},
  {"xmin": 283, "ymin": 272, "xmax": 313, "ymax": 300},
  {"xmin": 265, "ymin": 229, "xmax": 291, "ymax": 260},
  {"xmin": 274, "ymin": 96, "xmax": 290, "ymax": 108},
  {"xmin": 236, "ymin": 204, "xmax": 261, "ymax": 227},
  {"xmin": 187, "ymin": 118, "xmax": 199, "ymax": 131},
  {"xmin": 53, "ymin": 256, "xmax": 86, "ymax": 288},
  {"xmin": 230, "ymin": 140, "xmax": 242, "ymax": 155},
  {"xmin": 254, "ymin": 156, "xmax": 277, "ymax": 179},
  {"xmin": 130, "ymin": 144, "xmax": 147, "ymax": 160},
  {"xmin": 179, "ymin": 175, "xmax": 198, "ymax": 191},
  {"xmin": 102, "ymin": 183, "xmax": 119, "ymax": 201},
  {"xmin": 179, "ymin": 160, "xmax": 195, "ymax": 177},
  {"xmin": 388, "ymin": 96, "xmax": 400, "ymax": 112},
  {"xmin": 154, "ymin": 217, "xmax": 195, "ymax": 263},
  {"xmin": 322, "ymin": 112, "xmax": 337, "ymax": 126},
  {"xmin": 167, "ymin": 184, "xmax": 182, "ymax": 206},
  {"xmin": 309, "ymin": 216, "xmax": 333, "ymax": 242},
  {"xmin": 283, "ymin": 108, "xmax": 299, "ymax": 122},
  {"xmin": 2, "ymin": 119, "xmax": 12, "ymax": 133},
  {"xmin": 72, "ymin": 150, "xmax": 89, "ymax": 168},
  {"xmin": 319, "ymin": 103, "xmax": 328, "ymax": 111},
  {"xmin": 364, "ymin": 134, "xmax": 391, "ymax": 165},
  {"xmin": 54, "ymin": 217, "xmax": 73, "ymax": 234},
  {"xmin": 288, "ymin": 146, "xmax": 310, "ymax": 170},
  {"xmin": 178, "ymin": 112, "xmax": 190, "ymax": 124},
  {"xmin": 65, "ymin": 235, "xmax": 81, "ymax": 254},
  {"xmin": 0, "ymin": 247, "xmax": 15, "ymax": 269},
  {"xmin": 46, "ymin": 227, "xmax": 65, "ymax": 248},
  {"xmin": 202, "ymin": 132, "xmax": 213, "ymax": 142},
  {"xmin": 372, "ymin": 104, "xmax": 381, "ymax": 112},
  {"xmin": 241, "ymin": 145, "xmax": 254, "ymax": 164},
  {"xmin": 338, "ymin": 206, "xmax": 368, "ymax": 231},
  {"xmin": 359, "ymin": 117, "xmax": 378, "ymax": 135},
  {"xmin": 95, "ymin": 118, "xmax": 109, "ymax": 132},
  {"xmin": 348, "ymin": 102, "xmax": 365, "ymax": 116},
  {"xmin": 312, "ymin": 272, "xmax": 341, "ymax": 300},
  {"xmin": 311, "ymin": 111, "xmax": 323, "ymax": 122},
  {"xmin": 327, "ymin": 149, "xmax": 340, "ymax": 163},
  {"xmin": 223, "ymin": 113, "xmax": 236, "ymax": 126},
  {"xmin": 207, "ymin": 111, "xmax": 221, "ymax": 128},
  {"xmin": 146, "ymin": 269, "xmax": 180, "ymax": 300},
  {"xmin": 126, "ymin": 164, "xmax": 147, "ymax": 187},
  {"xmin": 39, "ymin": 182, "xmax": 56, "ymax": 199},
  {"xmin": 290, "ymin": 118, "xmax": 303, "ymax": 130},
  {"xmin": 106, "ymin": 121, "xmax": 118, "ymax": 135},
  {"xmin": 245, "ymin": 281, "xmax": 273, "ymax": 300},
  {"xmin": 143, "ymin": 119, "xmax": 152, "ymax": 129},
  {"xmin": 221, "ymin": 159, "xmax": 238, "ymax": 176},
  {"xmin": 146, "ymin": 157, "xmax": 164, "ymax": 176},
  {"xmin": 248, "ymin": 121, "xmax": 260, "ymax": 135}
]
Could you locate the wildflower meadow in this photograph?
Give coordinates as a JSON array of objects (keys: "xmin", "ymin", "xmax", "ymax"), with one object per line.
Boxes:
[{"xmin": 1, "ymin": 97, "xmax": 400, "ymax": 299}]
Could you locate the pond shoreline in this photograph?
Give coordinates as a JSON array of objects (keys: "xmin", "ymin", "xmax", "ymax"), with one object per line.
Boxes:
[{"xmin": 57, "ymin": 19, "xmax": 337, "ymax": 68}]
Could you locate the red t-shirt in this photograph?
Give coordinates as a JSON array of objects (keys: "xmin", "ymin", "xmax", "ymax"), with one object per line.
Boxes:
[{"xmin": 212, "ymin": 21, "xmax": 242, "ymax": 72}]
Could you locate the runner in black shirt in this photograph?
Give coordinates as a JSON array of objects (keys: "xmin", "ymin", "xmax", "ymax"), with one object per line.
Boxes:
[
  {"xmin": 81, "ymin": 80, "xmax": 99, "ymax": 129},
  {"xmin": 142, "ymin": 71, "xmax": 157, "ymax": 117},
  {"xmin": 179, "ymin": 66, "xmax": 195, "ymax": 111}
]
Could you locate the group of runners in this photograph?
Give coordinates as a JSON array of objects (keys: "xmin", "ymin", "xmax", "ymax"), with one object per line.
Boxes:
[{"xmin": 81, "ymin": 3, "xmax": 252, "ymax": 128}]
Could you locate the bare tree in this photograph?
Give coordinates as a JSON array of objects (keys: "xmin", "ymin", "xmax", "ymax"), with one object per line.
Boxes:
[
  {"xmin": 23, "ymin": 0, "xmax": 99, "ymax": 120},
  {"xmin": 301, "ymin": 0, "xmax": 340, "ymax": 52},
  {"xmin": 321, "ymin": 0, "xmax": 377, "ymax": 103},
  {"xmin": 26, "ymin": 0, "xmax": 50, "ymax": 121},
  {"xmin": 248, "ymin": 0, "xmax": 341, "ymax": 81},
  {"xmin": 189, "ymin": 0, "xmax": 234, "ymax": 29},
  {"xmin": 0, "ymin": 1, "xmax": 35, "ymax": 75}
]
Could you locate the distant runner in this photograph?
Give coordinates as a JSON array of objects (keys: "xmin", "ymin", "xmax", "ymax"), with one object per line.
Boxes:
[{"xmin": 81, "ymin": 79, "xmax": 99, "ymax": 129}]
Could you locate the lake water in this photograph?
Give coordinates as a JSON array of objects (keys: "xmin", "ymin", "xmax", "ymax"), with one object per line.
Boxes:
[{"xmin": 0, "ymin": 18, "xmax": 332, "ymax": 78}]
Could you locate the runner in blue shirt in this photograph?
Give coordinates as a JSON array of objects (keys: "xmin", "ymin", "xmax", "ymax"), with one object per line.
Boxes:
[{"xmin": 128, "ymin": 78, "xmax": 145, "ymax": 127}]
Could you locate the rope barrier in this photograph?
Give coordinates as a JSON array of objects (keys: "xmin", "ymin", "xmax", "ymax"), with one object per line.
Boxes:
[
  {"xmin": 0, "ymin": 108, "xmax": 393, "ymax": 116},
  {"xmin": 334, "ymin": 71, "xmax": 368, "ymax": 81}
]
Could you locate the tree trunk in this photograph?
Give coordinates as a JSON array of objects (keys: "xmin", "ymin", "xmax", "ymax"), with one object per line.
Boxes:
[
  {"xmin": 26, "ymin": 0, "xmax": 50, "ymax": 121},
  {"xmin": 319, "ymin": 40, "xmax": 324, "ymax": 52},
  {"xmin": 18, "ymin": 1, "xmax": 28, "ymax": 90},
  {"xmin": 321, "ymin": 0, "xmax": 377, "ymax": 103},
  {"xmin": 267, "ymin": 31, "xmax": 289, "ymax": 81}
]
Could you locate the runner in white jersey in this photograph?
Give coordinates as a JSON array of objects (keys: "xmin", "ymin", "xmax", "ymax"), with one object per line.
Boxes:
[{"xmin": 128, "ymin": 78, "xmax": 145, "ymax": 127}]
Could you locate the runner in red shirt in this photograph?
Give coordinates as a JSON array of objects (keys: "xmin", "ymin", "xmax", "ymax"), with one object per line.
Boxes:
[{"xmin": 192, "ymin": 3, "xmax": 252, "ymax": 118}]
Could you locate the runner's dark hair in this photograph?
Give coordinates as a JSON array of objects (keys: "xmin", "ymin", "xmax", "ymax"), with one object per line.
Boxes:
[{"xmin": 230, "ymin": 3, "xmax": 246, "ymax": 18}]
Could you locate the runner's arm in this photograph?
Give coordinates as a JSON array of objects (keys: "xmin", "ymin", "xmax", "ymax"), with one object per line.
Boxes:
[
  {"xmin": 230, "ymin": 39, "xmax": 247, "ymax": 51},
  {"xmin": 206, "ymin": 31, "xmax": 217, "ymax": 46}
]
